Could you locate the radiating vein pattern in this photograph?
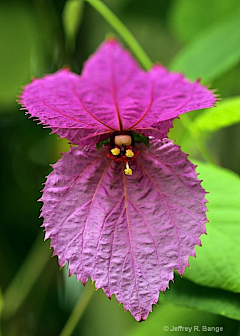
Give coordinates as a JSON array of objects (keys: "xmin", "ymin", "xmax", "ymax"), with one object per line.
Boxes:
[
  {"xmin": 20, "ymin": 40, "xmax": 217, "ymax": 147},
  {"xmin": 41, "ymin": 138, "xmax": 207, "ymax": 321}
]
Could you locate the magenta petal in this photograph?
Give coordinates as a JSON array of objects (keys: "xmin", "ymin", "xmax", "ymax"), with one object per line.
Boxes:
[
  {"xmin": 41, "ymin": 139, "xmax": 207, "ymax": 321},
  {"xmin": 136, "ymin": 119, "xmax": 174, "ymax": 139},
  {"xmin": 80, "ymin": 39, "xmax": 148, "ymax": 132},
  {"xmin": 20, "ymin": 69, "xmax": 113, "ymax": 145},
  {"xmin": 81, "ymin": 40, "xmax": 217, "ymax": 137},
  {"xmin": 127, "ymin": 65, "xmax": 217, "ymax": 133}
]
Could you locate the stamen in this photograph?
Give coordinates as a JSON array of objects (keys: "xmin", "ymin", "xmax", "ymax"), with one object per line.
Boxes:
[
  {"xmin": 125, "ymin": 149, "xmax": 134, "ymax": 158},
  {"xmin": 124, "ymin": 162, "xmax": 133, "ymax": 175},
  {"xmin": 105, "ymin": 131, "xmax": 143, "ymax": 175},
  {"xmin": 111, "ymin": 147, "xmax": 120, "ymax": 156}
]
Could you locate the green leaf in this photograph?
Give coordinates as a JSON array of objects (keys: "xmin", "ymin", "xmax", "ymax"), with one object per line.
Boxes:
[
  {"xmin": 183, "ymin": 162, "xmax": 240, "ymax": 293},
  {"xmin": 62, "ymin": 0, "xmax": 84, "ymax": 52},
  {"xmin": 170, "ymin": 14, "xmax": 240, "ymax": 82},
  {"xmin": 168, "ymin": 0, "xmax": 240, "ymax": 43},
  {"xmin": 132, "ymin": 132, "xmax": 149, "ymax": 147},
  {"xmin": 96, "ymin": 137, "xmax": 111, "ymax": 151},
  {"xmin": 162, "ymin": 276, "xmax": 240, "ymax": 321},
  {"xmin": 191, "ymin": 96, "xmax": 240, "ymax": 135}
]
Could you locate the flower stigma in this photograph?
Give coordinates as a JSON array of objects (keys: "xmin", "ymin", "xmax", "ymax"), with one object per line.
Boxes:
[
  {"xmin": 114, "ymin": 134, "xmax": 132, "ymax": 147},
  {"xmin": 124, "ymin": 162, "xmax": 132, "ymax": 175}
]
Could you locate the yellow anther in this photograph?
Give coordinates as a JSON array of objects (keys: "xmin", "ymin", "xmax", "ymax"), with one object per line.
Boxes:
[
  {"xmin": 111, "ymin": 147, "xmax": 120, "ymax": 156},
  {"xmin": 124, "ymin": 168, "xmax": 133, "ymax": 175},
  {"xmin": 125, "ymin": 149, "xmax": 134, "ymax": 158}
]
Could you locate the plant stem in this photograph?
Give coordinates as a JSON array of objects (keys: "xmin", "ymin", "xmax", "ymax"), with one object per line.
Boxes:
[
  {"xmin": 85, "ymin": 0, "xmax": 152, "ymax": 70},
  {"xmin": 2, "ymin": 234, "xmax": 51, "ymax": 319},
  {"xmin": 59, "ymin": 282, "xmax": 95, "ymax": 336}
]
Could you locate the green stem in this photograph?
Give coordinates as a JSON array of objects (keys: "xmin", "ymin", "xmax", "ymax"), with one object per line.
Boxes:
[
  {"xmin": 2, "ymin": 234, "xmax": 51, "ymax": 319},
  {"xmin": 85, "ymin": 0, "xmax": 152, "ymax": 70},
  {"xmin": 59, "ymin": 282, "xmax": 95, "ymax": 336}
]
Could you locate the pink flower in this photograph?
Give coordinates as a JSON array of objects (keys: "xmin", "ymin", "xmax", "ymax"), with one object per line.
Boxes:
[{"xmin": 19, "ymin": 39, "xmax": 217, "ymax": 321}]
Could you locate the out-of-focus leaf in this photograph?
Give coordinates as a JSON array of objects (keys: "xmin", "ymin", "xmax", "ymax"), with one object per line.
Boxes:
[
  {"xmin": 211, "ymin": 64, "xmax": 240, "ymax": 98},
  {"xmin": 62, "ymin": 0, "xmax": 84, "ymax": 51},
  {"xmin": 162, "ymin": 277, "xmax": 240, "ymax": 321},
  {"xmin": 0, "ymin": 2, "xmax": 37, "ymax": 110},
  {"xmin": 183, "ymin": 162, "xmax": 240, "ymax": 293},
  {"xmin": 191, "ymin": 97, "xmax": 240, "ymax": 135},
  {"xmin": 168, "ymin": 0, "xmax": 240, "ymax": 42},
  {"xmin": 170, "ymin": 14, "xmax": 240, "ymax": 82}
]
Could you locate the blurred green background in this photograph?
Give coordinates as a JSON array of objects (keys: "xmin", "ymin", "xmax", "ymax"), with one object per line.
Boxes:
[{"xmin": 1, "ymin": 0, "xmax": 240, "ymax": 335}]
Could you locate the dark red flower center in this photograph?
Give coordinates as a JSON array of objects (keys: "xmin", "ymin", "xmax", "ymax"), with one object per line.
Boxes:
[{"xmin": 106, "ymin": 132, "xmax": 140, "ymax": 175}]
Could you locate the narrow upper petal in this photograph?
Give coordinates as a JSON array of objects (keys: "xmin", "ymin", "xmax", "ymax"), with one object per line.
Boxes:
[
  {"xmin": 20, "ymin": 40, "xmax": 217, "ymax": 144},
  {"xmin": 41, "ymin": 139, "xmax": 207, "ymax": 321},
  {"xmin": 80, "ymin": 40, "xmax": 217, "ymax": 135}
]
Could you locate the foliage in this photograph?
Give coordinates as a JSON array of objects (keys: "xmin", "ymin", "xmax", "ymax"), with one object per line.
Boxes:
[
  {"xmin": 168, "ymin": 0, "xmax": 240, "ymax": 42},
  {"xmin": 191, "ymin": 96, "xmax": 240, "ymax": 134},
  {"xmin": 162, "ymin": 277, "xmax": 240, "ymax": 321},
  {"xmin": 183, "ymin": 162, "xmax": 240, "ymax": 293},
  {"xmin": 171, "ymin": 14, "xmax": 240, "ymax": 81}
]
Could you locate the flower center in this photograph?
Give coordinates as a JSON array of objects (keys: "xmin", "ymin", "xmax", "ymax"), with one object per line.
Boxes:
[
  {"xmin": 96, "ymin": 131, "xmax": 149, "ymax": 175},
  {"xmin": 106, "ymin": 132, "xmax": 140, "ymax": 175}
]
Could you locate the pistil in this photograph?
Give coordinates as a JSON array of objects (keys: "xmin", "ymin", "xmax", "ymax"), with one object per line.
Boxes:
[{"xmin": 124, "ymin": 162, "xmax": 132, "ymax": 175}]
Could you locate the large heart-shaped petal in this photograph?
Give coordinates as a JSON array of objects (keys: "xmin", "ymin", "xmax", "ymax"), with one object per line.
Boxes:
[{"xmin": 41, "ymin": 138, "xmax": 207, "ymax": 321}]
